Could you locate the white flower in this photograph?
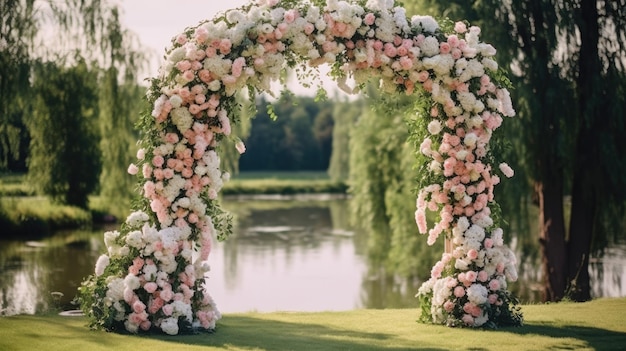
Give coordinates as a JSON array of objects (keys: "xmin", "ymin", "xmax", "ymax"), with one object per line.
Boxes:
[
  {"xmin": 465, "ymin": 225, "xmax": 486, "ymax": 242},
  {"xmin": 491, "ymin": 228, "xmax": 504, "ymax": 246},
  {"xmin": 455, "ymin": 150, "xmax": 468, "ymax": 161},
  {"xmin": 106, "ymin": 277, "xmax": 125, "ymax": 302},
  {"xmin": 496, "ymin": 88, "xmax": 515, "ymax": 117},
  {"xmin": 142, "ymin": 223, "xmax": 160, "ymax": 243},
  {"xmin": 170, "ymin": 107, "xmax": 193, "ymax": 133},
  {"xmin": 420, "ymin": 36, "xmax": 440, "ymax": 57},
  {"xmin": 126, "ymin": 211, "xmax": 149, "ymax": 228},
  {"xmin": 124, "ymin": 273, "xmax": 141, "ymax": 290},
  {"xmin": 464, "ymin": 133, "xmax": 478, "ymax": 147},
  {"xmin": 143, "ymin": 263, "xmax": 158, "ymax": 281},
  {"xmin": 95, "ymin": 254, "xmax": 110, "ymax": 276},
  {"xmin": 125, "ymin": 230, "xmax": 143, "ymax": 249},
  {"xmin": 457, "ymin": 217, "xmax": 470, "ymax": 232},
  {"xmin": 466, "ymin": 283, "xmax": 488, "ymax": 305},
  {"xmin": 103, "ymin": 230, "xmax": 120, "ymax": 248},
  {"xmin": 411, "ymin": 15, "xmax": 439, "ymax": 33},
  {"xmin": 427, "ymin": 120, "xmax": 442, "ymax": 135},
  {"xmin": 161, "ymin": 317, "xmax": 179, "ymax": 335},
  {"xmin": 423, "ymin": 55, "xmax": 455, "ymax": 76},
  {"xmin": 482, "ymin": 57, "xmax": 498, "ymax": 72},
  {"xmin": 125, "ymin": 320, "xmax": 139, "ymax": 334}
]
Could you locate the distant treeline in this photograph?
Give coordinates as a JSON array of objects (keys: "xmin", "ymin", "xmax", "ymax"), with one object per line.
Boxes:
[{"xmin": 240, "ymin": 94, "xmax": 334, "ymax": 171}]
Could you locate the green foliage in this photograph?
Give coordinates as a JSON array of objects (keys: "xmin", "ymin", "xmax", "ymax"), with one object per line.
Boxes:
[
  {"xmin": 348, "ymin": 89, "xmax": 442, "ymax": 279},
  {"xmin": 328, "ymin": 99, "xmax": 363, "ymax": 182},
  {"xmin": 27, "ymin": 60, "xmax": 102, "ymax": 209},
  {"xmin": 0, "ymin": 0, "xmax": 36, "ymax": 170},
  {"xmin": 240, "ymin": 94, "xmax": 334, "ymax": 171}
]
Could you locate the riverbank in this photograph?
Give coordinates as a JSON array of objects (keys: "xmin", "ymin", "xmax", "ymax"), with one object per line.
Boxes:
[
  {"xmin": 1, "ymin": 298, "xmax": 624, "ymax": 350},
  {"xmin": 0, "ymin": 171, "xmax": 346, "ymax": 238}
]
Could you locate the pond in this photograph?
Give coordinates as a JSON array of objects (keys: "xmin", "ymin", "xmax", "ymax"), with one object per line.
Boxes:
[{"xmin": 1, "ymin": 197, "xmax": 625, "ymax": 316}]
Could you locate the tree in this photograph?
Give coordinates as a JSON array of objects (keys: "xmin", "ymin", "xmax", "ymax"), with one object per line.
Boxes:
[
  {"xmin": 348, "ymin": 87, "xmax": 443, "ymax": 279},
  {"xmin": 0, "ymin": 0, "xmax": 36, "ymax": 170},
  {"xmin": 328, "ymin": 98, "xmax": 362, "ymax": 182},
  {"xmin": 240, "ymin": 94, "xmax": 333, "ymax": 171},
  {"xmin": 97, "ymin": 6, "xmax": 146, "ymax": 214},
  {"xmin": 1, "ymin": 0, "xmax": 147, "ymax": 211},
  {"xmin": 28, "ymin": 60, "xmax": 101, "ymax": 208}
]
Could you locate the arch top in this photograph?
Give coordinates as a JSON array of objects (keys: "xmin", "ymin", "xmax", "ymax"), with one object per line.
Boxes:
[{"xmin": 81, "ymin": 0, "xmax": 521, "ymax": 336}]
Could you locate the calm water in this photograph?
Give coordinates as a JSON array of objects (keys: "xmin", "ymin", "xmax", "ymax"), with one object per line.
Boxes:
[{"xmin": 1, "ymin": 197, "xmax": 625, "ymax": 315}]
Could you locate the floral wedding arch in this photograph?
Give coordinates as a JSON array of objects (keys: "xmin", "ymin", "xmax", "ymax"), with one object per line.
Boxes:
[{"xmin": 79, "ymin": 0, "xmax": 522, "ymax": 335}]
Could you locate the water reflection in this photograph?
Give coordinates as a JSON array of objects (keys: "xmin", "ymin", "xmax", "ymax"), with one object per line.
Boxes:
[
  {"xmin": 0, "ymin": 198, "xmax": 625, "ymax": 316},
  {"xmin": 0, "ymin": 231, "xmax": 105, "ymax": 315}
]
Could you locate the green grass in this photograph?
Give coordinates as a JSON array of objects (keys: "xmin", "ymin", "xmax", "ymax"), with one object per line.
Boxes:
[
  {"xmin": 0, "ymin": 196, "xmax": 92, "ymax": 238},
  {"xmin": 1, "ymin": 299, "xmax": 625, "ymax": 350}
]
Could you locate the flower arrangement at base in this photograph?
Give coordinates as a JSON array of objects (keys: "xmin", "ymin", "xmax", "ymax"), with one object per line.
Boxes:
[{"xmin": 79, "ymin": 0, "xmax": 522, "ymax": 334}]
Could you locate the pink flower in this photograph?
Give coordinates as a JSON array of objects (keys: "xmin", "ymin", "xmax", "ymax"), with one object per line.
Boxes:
[
  {"xmin": 417, "ymin": 71, "xmax": 430, "ymax": 82},
  {"xmin": 399, "ymin": 56, "xmax": 413, "ymax": 70},
  {"xmin": 127, "ymin": 164, "xmax": 138, "ymax": 175},
  {"xmin": 488, "ymin": 294, "xmax": 498, "ymax": 304},
  {"xmin": 128, "ymin": 265, "xmax": 139, "ymax": 275},
  {"xmin": 462, "ymin": 314, "xmax": 474, "ymax": 326},
  {"xmin": 364, "ymin": 13, "xmax": 375, "ymax": 26},
  {"xmin": 499, "ymin": 162, "xmax": 514, "ymax": 178},
  {"xmin": 164, "ymin": 133, "xmax": 179, "ymax": 144},
  {"xmin": 140, "ymin": 320, "xmax": 151, "ymax": 331},
  {"xmin": 484, "ymin": 238, "xmax": 493, "ymax": 249},
  {"xmin": 467, "ymin": 249, "xmax": 478, "ymax": 260},
  {"xmin": 447, "ymin": 34, "xmax": 459, "ymax": 47},
  {"xmin": 443, "ymin": 300, "xmax": 455, "ymax": 312},
  {"xmin": 454, "ymin": 21, "xmax": 468, "ymax": 34},
  {"xmin": 152, "ymin": 155, "xmax": 164, "ymax": 168},
  {"xmin": 182, "ymin": 70, "xmax": 195, "ymax": 82},
  {"xmin": 454, "ymin": 286, "xmax": 465, "ymax": 298},
  {"xmin": 489, "ymin": 279, "xmax": 501, "ymax": 291},
  {"xmin": 175, "ymin": 34, "xmax": 187, "ymax": 45},
  {"xmin": 162, "ymin": 304, "xmax": 173, "ymax": 316},
  {"xmin": 199, "ymin": 70, "xmax": 212, "ymax": 83},
  {"xmin": 144, "ymin": 282, "xmax": 158, "ymax": 294},
  {"xmin": 465, "ymin": 270, "xmax": 478, "ymax": 283},
  {"xmin": 284, "ymin": 9, "xmax": 297, "ymax": 23},
  {"xmin": 219, "ymin": 39, "xmax": 232, "ymax": 54},
  {"xmin": 176, "ymin": 60, "xmax": 191, "ymax": 72},
  {"xmin": 478, "ymin": 270, "xmax": 489, "ymax": 282},
  {"xmin": 160, "ymin": 287, "xmax": 173, "ymax": 302},
  {"xmin": 439, "ymin": 42, "xmax": 451, "ymax": 54},
  {"xmin": 194, "ymin": 27, "xmax": 209, "ymax": 43},
  {"xmin": 132, "ymin": 300, "xmax": 146, "ymax": 314}
]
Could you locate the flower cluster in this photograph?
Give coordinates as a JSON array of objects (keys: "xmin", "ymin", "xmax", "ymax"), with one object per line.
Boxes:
[{"xmin": 81, "ymin": 0, "xmax": 521, "ymax": 333}]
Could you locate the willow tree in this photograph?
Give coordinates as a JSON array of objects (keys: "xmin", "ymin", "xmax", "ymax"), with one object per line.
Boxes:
[
  {"xmin": 2, "ymin": 0, "xmax": 146, "ymax": 210},
  {"xmin": 0, "ymin": 0, "xmax": 36, "ymax": 170},
  {"xmin": 96, "ymin": 6, "xmax": 146, "ymax": 215},
  {"xmin": 28, "ymin": 60, "xmax": 101, "ymax": 208},
  {"xmin": 413, "ymin": 0, "xmax": 626, "ymax": 301}
]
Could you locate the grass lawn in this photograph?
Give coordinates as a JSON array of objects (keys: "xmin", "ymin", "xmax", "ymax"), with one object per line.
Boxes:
[{"xmin": 1, "ymin": 298, "xmax": 625, "ymax": 350}]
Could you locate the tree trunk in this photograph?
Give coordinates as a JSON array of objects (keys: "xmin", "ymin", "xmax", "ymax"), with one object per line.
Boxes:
[
  {"xmin": 567, "ymin": 168, "xmax": 594, "ymax": 301},
  {"xmin": 536, "ymin": 181, "xmax": 567, "ymax": 302},
  {"xmin": 567, "ymin": 0, "xmax": 600, "ymax": 302}
]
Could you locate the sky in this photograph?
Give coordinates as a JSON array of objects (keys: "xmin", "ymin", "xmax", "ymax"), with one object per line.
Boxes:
[
  {"xmin": 116, "ymin": 0, "xmax": 345, "ymax": 96},
  {"xmin": 117, "ymin": 0, "xmax": 248, "ymax": 79}
]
